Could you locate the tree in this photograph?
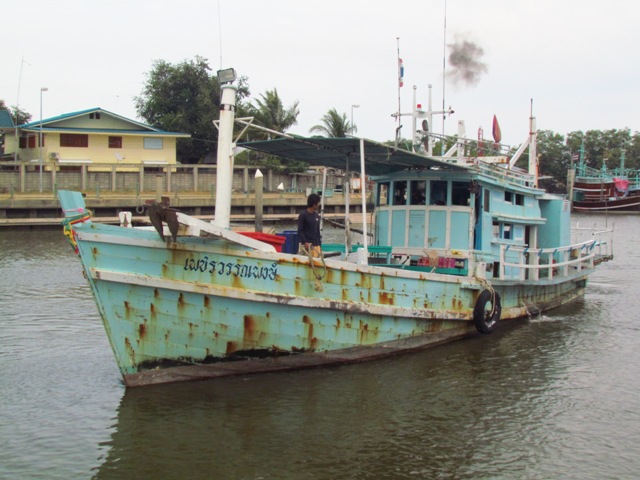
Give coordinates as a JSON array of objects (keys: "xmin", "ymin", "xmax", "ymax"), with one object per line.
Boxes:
[
  {"xmin": 537, "ymin": 130, "xmax": 570, "ymax": 193},
  {"xmin": 235, "ymin": 88, "xmax": 307, "ymax": 173},
  {"xmin": 310, "ymin": 108, "xmax": 354, "ymax": 137},
  {"xmin": 247, "ymin": 89, "xmax": 299, "ymax": 139},
  {"xmin": 134, "ymin": 56, "xmax": 249, "ymax": 164},
  {"xmin": 0, "ymin": 99, "xmax": 31, "ymax": 125}
]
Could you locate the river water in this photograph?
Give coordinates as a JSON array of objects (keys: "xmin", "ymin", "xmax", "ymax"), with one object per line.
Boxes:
[{"xmin": 1, "ymin": 214, "xmax": 638, "ymax": 479}]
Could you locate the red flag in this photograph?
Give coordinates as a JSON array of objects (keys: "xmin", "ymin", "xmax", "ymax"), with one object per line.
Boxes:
[{"xmin": 492, "ymin": 114, "xmax": 501, "ymax": 143}]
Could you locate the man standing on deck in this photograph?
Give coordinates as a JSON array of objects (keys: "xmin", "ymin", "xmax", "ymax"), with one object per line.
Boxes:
[{"xmin": 298, "ymin": 193, "xmax": 322, "ymax": 256}]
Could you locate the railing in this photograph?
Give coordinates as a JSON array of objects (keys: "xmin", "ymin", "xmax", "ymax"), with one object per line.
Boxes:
[
  {"xmin": 474, "ymin": 161, "xmax": 537, "ymax": 188},
  {"xmin": 572, "ymin": 222, "xmax": 615, "ymax": 261},
  {"xmin": 0, "ymin": 161, "xmax": 344, "ymax": 195},
  {"xmin": 499, "ymin": 240, "xmax": 598, "ymax": 281}
]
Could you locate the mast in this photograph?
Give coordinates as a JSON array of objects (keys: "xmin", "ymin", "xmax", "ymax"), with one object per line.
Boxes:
[
  {"xmin": 212, "ymin": 76, "xmax": 238, "ymax": 229},
  {"xmin": 396, "ymin": 37, "xmax": 403, "ymax": 146},
  {"xmin": 528, "ymin": 100, "xmax": 538, "ymax": 187}
]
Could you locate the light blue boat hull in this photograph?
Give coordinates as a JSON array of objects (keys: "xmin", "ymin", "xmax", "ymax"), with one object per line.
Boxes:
[{"xmin": 59, "ymin": 191, "xmax": 592, "ymax": 386}]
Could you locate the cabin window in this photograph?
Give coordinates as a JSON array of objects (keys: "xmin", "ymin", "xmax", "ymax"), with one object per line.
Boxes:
[
  {"xmin": 60, "ymin": 134, "xmax": 89, "ymax": 148},
  {"xmin": 452, "ymin": 181, "xmax": 470, "ymax": 206},
  {"xmin": 515, "ymin": 193, "xmax": 524, "ymax": 206},
  {"xmin": 144, "ymin": 137, "xmax": 163, "ymax": 150},
  {"xmin": 410, "ymin": 180, "xmax": 426, "ymax": 205},
  {"xmin": 430, "ymin": 180, "xmax": 448, "ymax": 205},
  {"xmin": 483, "ymin": 189, "xmax": 491, "ymax": 212},
  {"xmin": 493, "ymin": 221, "xmax": 500, "ymax": 238},
  {"xmin": 503, "ymin": 224, "xmax": 512, "ymax": 240},
  {"xmin": 504, "ymin": 191, "xmax": 513, "ymax": 203},
  {"xmin": 377, "ymin": 182, "xmax": 390, "ymax": 206},
  {"xmin": 393, "ymin": 181, "xmax": 407, "ymax": 205},
  {"xmin": 108, "ymin": 136, "xmax": 123, "ymax": 148}
]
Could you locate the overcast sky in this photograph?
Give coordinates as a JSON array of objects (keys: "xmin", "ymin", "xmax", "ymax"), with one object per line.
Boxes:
[{"xmin": 3, "ymin": 0, "xmax": 638, "ymax": 149}]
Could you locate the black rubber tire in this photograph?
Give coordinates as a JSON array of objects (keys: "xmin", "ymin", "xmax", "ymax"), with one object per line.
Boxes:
[{"xmin": 473, "ymin": 290, "xmax": 501, "ymax": 334}]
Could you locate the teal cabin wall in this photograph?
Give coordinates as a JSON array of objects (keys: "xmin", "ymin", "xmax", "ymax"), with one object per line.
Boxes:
[
  {"xmin": 538, "ymin": 197, "xmax": 571, "ymax": 248},
  {"xmin": 407, "ymin": 210, "xmax": 426, "ymax": 247}
]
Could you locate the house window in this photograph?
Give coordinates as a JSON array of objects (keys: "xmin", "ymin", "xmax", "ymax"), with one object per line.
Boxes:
[
  {"xmin": 144, "ymin": 137, "xmax": 163, "ymax": 150},
  {"xmin": 60, "ymin": 134, "xmax": 89, "ymax": 148},
  {"xmin": 504, "ymin": 191, "xmax": 513, "ymax": 203},
  {"xmin": 515, "ymin": 193, "xmax": 524, "ymax": 206},
  {"xmin": 89, "ymin": 112, "xmax": 101, "ymax": 119},
  {"xmin": 28, "ymin": 136, "xmax": 36, "ymax": 148},
  {"xmin": 483, "ymin": 189, "xmax": 491, "ymax": 212},
  {"xmin": 108, "ymin": 136, "xmax": 122, "ymax": 148}
]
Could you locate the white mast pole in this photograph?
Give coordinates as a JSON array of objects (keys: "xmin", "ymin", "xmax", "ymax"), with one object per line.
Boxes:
[
  {"xmin": 212, "ymin": 83, "xmax": 238, "ymax": 229},
  {"xmin": 412, "ymin": 85, "xmax": 417, "ymax": 153},
  {"xmin": 528, "ymin": 99, "xmax": 538, "ymax": 187}
]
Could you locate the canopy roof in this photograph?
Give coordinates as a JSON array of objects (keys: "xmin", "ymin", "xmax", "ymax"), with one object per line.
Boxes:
[{"xmin": 239, "ymin": 137, "xmax": 470, "ymax": 176}]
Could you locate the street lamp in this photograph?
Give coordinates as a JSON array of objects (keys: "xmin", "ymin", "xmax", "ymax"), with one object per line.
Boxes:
[
  {"xmin": 39, "ymin": 87, "xmax": 48, "ymax": 193},
  {"xmin": 350, "ymin": 104, "xmax": 359, "ymax": 135}
]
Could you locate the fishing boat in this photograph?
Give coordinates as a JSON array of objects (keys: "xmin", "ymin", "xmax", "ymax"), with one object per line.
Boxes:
[
  {"xmin": 58, "ymin": 70, "xmax": 613, "ymax": 387},
  {"xmin": 571, "ymin": 149, "xmax": 640, "ymax": 212}
]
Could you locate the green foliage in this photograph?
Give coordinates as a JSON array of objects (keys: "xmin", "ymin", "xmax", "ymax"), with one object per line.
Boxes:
[
  {"xmin": 134, "ymin": 56, "xmax": 250, "ymax": 164},
  {"xmin": 0, "ymin": 99, "xmax": 31, "ymax": 125},
  {"xmin": 537, "ymin": 130, "xmax": 570, "ymax": 192},
  {"xmin": 310, "ymin": 108, "xmax": 354, "ymax": 137},
  {"xmin": 238, "ymin": 88, "xmax": 306, "ymax": 172},
  {"xmin": 246, "ymin": 89, "xmax": 299, "ymax": 139}
]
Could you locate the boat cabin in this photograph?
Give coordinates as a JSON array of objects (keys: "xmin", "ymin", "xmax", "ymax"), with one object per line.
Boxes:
[
  {"xmin": 372, "ymin": 169, "xmax": 571, "ymax": 281},
  {"xmin": 241, "ymin": 135, "xmax": 581, "ymax": 285}
]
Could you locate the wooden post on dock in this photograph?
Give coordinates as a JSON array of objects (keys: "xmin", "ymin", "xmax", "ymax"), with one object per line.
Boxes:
[
  {"xmin": 155, "ymin": 175, "xmax": 163, "ymax": 203},
  {"xmin": 255, "ymin": 169, "xmax": 264, "ymax": 232}
]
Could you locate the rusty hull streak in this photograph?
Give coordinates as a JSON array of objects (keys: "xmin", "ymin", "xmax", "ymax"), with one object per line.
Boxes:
[
  {"xmin": 124, "ymin": 337, "xmax": 136, "ymax": 366},
  {"xmin": 243, "ymin": 315, "xmax": 258, "ymax": 346}
]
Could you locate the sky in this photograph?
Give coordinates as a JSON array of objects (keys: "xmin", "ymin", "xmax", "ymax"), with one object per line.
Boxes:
[{"xmin": 3, "ymin": 0, "xmax": 639, "ymax": 150}]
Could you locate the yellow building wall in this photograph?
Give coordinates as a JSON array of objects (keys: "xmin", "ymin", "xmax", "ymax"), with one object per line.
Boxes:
[{"xmin": 17, "ymin": 132, "xmax": 180, "ymax": 171}]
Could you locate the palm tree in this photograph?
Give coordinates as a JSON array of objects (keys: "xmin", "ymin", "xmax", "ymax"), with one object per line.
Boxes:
[
  {"xmin": 310, "ymin": 108, "xmax": 355, "ymax": 137},
  {"xmin": 248, "ymin": 89, "xmax": 299, "ymax": 139}
]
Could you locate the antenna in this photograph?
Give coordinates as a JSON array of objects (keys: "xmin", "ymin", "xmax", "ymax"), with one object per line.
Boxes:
[
  {"xmin": 217, "ymin": 0, "xmax": 223, "ymax": 69},
  {"xmin": 396, "ymin": 37, "xmax": 403, "ymax": 147},
  {"xmin": 442, "ymin": 0, "xmax": 447, "ymax": 155}
]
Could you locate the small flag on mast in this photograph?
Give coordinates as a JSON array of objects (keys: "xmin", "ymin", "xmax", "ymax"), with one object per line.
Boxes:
[{"xmin": 398, "ymin": 58, "xmax": 404, "ymax": 88}]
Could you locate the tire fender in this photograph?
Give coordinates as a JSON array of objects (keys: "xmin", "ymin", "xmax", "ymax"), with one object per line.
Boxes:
[{"xmin": 473, "ymin": 289, "xmax": 501, "ymax": 334}]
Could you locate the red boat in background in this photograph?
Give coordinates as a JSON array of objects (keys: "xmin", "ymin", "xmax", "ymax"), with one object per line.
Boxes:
[{"xmin": 571, "ymin": 150, "xmax": 640, "ymax": 212}]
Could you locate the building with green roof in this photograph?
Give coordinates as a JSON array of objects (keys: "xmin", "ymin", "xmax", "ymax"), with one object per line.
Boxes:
[{"xmin": 5, "ymin": 108, "xmax": 190, "ymax": 171}]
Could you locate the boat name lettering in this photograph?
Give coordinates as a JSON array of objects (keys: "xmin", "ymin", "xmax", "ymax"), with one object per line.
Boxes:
[{"xmin": 183, "ymin": 256, "xmax": 278, "ymax": 280}]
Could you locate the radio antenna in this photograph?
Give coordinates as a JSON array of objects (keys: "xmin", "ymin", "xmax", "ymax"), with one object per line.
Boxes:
[
  {"xmin": 441, "ymin": 0, "xmax": 447, "ymax": 155},
  {"xmin": 217, "ymin": 0, "xmax": 223, "ymax": 68}
]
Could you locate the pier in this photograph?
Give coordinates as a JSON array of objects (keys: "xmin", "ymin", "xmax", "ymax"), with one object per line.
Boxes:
[{"xmin": 0, "ymin": 162, "xmax": 368, "ymax": 227}]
